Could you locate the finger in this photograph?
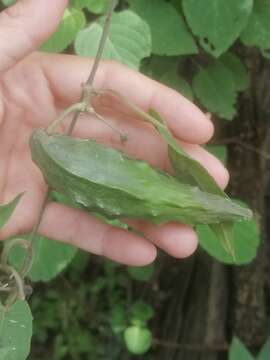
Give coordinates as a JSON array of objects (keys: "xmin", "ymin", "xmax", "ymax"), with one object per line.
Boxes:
[
  {"xmin": 38, "ymin": 203, "xmax": 157, "ymax": 266},
  {"xmin": 127, "ymin": 220, "xmax": 198, "ymax": 259},
  {"xmin": 67, "ymin": 110, "xmax": 229, "ymax": 189},
  {"xmin": 0, "ymin": 0, "xmax": 67, "ymax": 75},
  {"xmin": 179, "ymin": 142, "xmax": 230, "ymax": 189},
  {"xmin": 39, "ymin": 53, "xmax": 214, "ymax": 144}
]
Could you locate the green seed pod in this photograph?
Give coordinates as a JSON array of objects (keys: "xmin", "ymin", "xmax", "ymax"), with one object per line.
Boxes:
[{"xmin": 30, "ymin": 130, "xmax": 252, "ymax": 226}]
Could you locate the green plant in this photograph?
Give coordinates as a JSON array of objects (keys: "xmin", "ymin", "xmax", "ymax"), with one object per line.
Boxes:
[{"xmin": 0, "ymin": 0, "xmax": 268, "ymax": 358}]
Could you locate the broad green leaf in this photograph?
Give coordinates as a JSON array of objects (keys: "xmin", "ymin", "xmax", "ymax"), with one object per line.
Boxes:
[
  {"xmin": 220, "ymin": 53, "xmax": 250, "ymax": 92},
  {"xmin": 1, "ymin": 0, "xmax": 16, "ymax": 6},
  {"xmin": 0, "ymin": 194, "xmax": 22, "ymax": 230},
  {"xmin": 124, "ymin": 326, "xmax": 152, "ymax": 355},
  {"xmin": 149, "ymin": 110, "xmax": 250, "ymax": 259},
  {"xmin": 71, "ymin": 0, "xmax": 110, "ymax": 14},
  {"xmin": 0, "ymin": 300, "xmax": 33, "ymax": 360},
  {"xmin": 141, "ymin": 55, "xmax": 181, "ymax": 78},
  {"xmin": 128, "ymin": 0, "xmax": 198, "ymax": 56},
  {"xmin": 142, "ymin": 57, "xmax": 193, "ymax": 100},
  {"xmin": 75, "ymin": 10, "xmax": 151, "ymax": 69},
  {"xmin": 128, "ymin": 264, "xmax": 154, "ymax": 282},
  {"xmin": 9, "ymin": 235, "xmax": 77, "ymax": 282},
  {"xmin": 170, "ymin": 0, "xmax": 183, "ymax": 13},
  {"xmin": 207, "ymin": 145, "xmax": 228, "ymax": 164},
  {"xmin": 229, "ymin": 337, "xmax": 254, "ymax": 360},
  {"xmin": 41, "ymin": 8, "xmax": 86, "ymax": 53},
  {"xmin": 183, "ymin": 0, "xmax": 253, "ymax": 57},
  {"xmin": 193, "ymin": 63, "xmax": 237, "ymax": 120},
  {"xmin": 160, "ymin": 70, "xmax": 193, "ymax": 101},
  {"xmin": 131, "ymin": 301, "xmax": 154, "ymax": 326},
  {"xmin": 30, "ymin": 129, "xmax": 252, "ymax": 226},
  {"xmin": 197, "ymin": 217, "xmax": 260, "ymax": 264},
  {"xmin": 258, "ymin": 338, "xmax": 270, "ymax": 360},
  {"xmin": 241, "ymin": 0, "xmax": 270, "ymax": 50}
]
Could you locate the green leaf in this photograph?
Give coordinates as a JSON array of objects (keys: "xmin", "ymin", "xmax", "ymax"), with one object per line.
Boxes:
[
  {"xmin": 128, "ymin": 264, "xmax": 154, "ymax": 282},
  {"xmin": 75, "ymin": 10, "xmax": 151, "ymax": 69},
  {"xmin": 183, "ymin": 0, "xmax": 253, "ymax": 57},
  {"xmin": 258, "ymin": 338, "xmax": 270, "ymax": 360},
  {"xmin": 71, "ymin": 0, "xmax": 110, "ymax": 14},
  {"xmin": 142, "ymin": 57, "xmax": 193, "ymax": 100},
  {"xmin": 229, "ymin": 337, "xmax": 254, "ymax": 360},
  {"xmin": 142, "ymin": 55, "xmax": 181, "ymax": 78},
  {"xmin": 241, "ymin": 0, "xmax": 270, "ymax": 50},
  {"xmin": 193, "ymin": 63, "xmax": 237, "ymax": 120},
  {"xmin": 124, "ymin": 326, "xmax": 152, "ymax": 355},
  {"xmin": 131, "ymin": 301, "xmax": 154, "ymax": 326},
  {"xmin": 9, "ymin": 235, "xmax": 77, "ymax": 282},
  {"xmin": 220, "ymin": 52, "xmax": 250, "ymax": 92},
  {"xmin": 197, "ymin": 217, "xmax": 260, "ymax": 264},
  {"xmin": 128, "ymin": 0, "xmax": 198, "ymax": 56},
  {"xmin": 207, "ymin": 145, "xmax": 228, "ymax": 164},
  {"xmin": 41, "ymin": 8, "xmax": 86, "ymax": 53},
  {"xmin": 160, "ymin": 69, "xmax": 193, "ymax": 101},
  {"xmin": 0, "ymin": 194, "xmax": 22, "ymax": 230},
  {"xmin": 0, "ymin": 300, "xmax": 33, "ymax": 360},
  {"xmin": 1, "ymin": 0, "xmax": 16, "ymax": 6}
]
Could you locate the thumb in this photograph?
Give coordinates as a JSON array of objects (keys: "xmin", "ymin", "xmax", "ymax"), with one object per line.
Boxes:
[{"xmin": 0, "ymin": 0, "xmax": 68, "ymax": 75}]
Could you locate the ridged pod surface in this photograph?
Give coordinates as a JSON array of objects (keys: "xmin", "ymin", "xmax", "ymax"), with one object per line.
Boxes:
[{"xmin": 30, "ymin": 130, "xmax": 252, "ymax": 225}]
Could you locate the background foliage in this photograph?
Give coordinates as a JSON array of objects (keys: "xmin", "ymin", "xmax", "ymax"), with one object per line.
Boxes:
[{"xmin": 1, "ymin": 0, "xmax": 270, "ymax": 359}]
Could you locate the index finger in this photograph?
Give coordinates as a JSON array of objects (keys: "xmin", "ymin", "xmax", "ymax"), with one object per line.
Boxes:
[
  {"xmin": 0, "ymin": 0, "xmax": 67, "ymax": 75},
  {"xmin": 39, "ymin": 53, "xmax": 214, "ymax": 144}
]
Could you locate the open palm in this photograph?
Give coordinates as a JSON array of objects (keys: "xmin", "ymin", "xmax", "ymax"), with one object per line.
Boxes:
[{"xmin": 0, "ymin": 0, "xmax": 228, "ymax": 266}]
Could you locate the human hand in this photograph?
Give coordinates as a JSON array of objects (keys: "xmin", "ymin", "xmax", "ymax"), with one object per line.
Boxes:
[{"xmin": 0, "ymin": 0, "xmax": 229, "ymax": 266}]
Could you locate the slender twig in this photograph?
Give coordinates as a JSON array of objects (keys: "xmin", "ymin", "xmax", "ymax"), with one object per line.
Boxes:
[
  {"xmin": 153, "ymin": 338, "xmax": 229, "ymax": 352},
  {"xmin": 93, "ymin": 111, "xmax": 128, "ymax": 141},
  {"xmin": 18, "ymin": 0, "xmax": 118, "ymax": 281},
  {"xmin": 215, "ymin": 138, "xmax": 270, "ymax": 160},
  {"xmin": 20, "ymin": 191, "xmax": 49, "ymax": 279},
  {"xmin": 68, "ymin": 0, "xmax": 118, "ymax": 135},
  {"xmin": 153, "ymin": 337, "xmax": 265, "ymax": 352},
  {"xmin": 86, "ymin": 0, "xmax": 117, "ymax": 87},
  {"xmin": 47, "ymin": 102, "xmax": 86, "ymax": 134}
]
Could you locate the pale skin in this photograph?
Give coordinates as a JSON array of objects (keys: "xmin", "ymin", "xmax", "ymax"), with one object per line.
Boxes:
[{"xmin": 0, "ymin": 0, "xmax": 229, "ymax": 266}]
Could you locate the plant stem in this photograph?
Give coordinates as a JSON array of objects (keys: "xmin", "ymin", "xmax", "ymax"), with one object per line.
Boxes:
[
  {"xmin": 68, "ymin": 0, "xmax": 118, "ymax": 135},
  {"xmin": 20, "ymin": 191, "xmax": 49, "ymax": 279},
  {"xmin": 19, "ymin": 0, "xmax": 118, "ymax": 281},
  {"xmin": 47, "ymin": 102, "xmax": 86, "ymax": 134},
  {"xmin": 86, "ymin": 0, "xmax": 118, "ymax": 87}
]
